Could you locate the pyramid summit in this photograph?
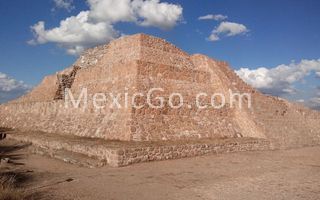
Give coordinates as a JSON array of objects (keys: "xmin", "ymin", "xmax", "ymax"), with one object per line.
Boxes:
[{"xmin": 1, "ymin": 34, "xmax": 319, "ymax": 166}]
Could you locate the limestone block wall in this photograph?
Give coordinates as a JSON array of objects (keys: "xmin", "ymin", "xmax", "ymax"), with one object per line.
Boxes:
[
  {"xmin": 190, "ymin": 55, "xmax": 266, "ymax": 138},
  {"xmin": 117, "ymin": 138, "xmax": 271, "ymax": 166},
  {"xmin": 129, "ymin": 56, "xmax": 243, "ymax": 141},
  {"xmin": 250, "ymin": 94, "xmax": 320, "ymax": 148},
  {"xmin": 0, "ymin": 35, "xmax": 146, "ymax": 141},
  {"xmin": 0, "ymin": 33, "xmax": 319, "ymax": 147},
  {"xmin": 0, "ymin": 61, "xmax": 139, "ymax": 141},
  {"xmin": 13, "ymin": 75, "xmax": 58, "ymax": 103},
  {"xmin": 0, "ymin": 100, "xmax": 132, "ymax": 140}
]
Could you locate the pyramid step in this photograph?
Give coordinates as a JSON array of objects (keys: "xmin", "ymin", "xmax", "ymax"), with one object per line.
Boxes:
[
  {"xmin": 4, "ymin": 129, "xmax": 272, "ymax": 167},
  {"xmin": 6, "ymin": 130, "xmax": 121, "ymax": 167},
  {"xmin": 29, "ymin": 145, "xmax": 107, "ymax": 168}
]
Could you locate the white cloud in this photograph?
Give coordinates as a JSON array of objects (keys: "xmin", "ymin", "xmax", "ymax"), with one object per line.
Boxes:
[
  {"xmin": 208, "ymin": 34, "xmax": 220, "ymax": 41},
  {"xmin": 135, "ymin": 0, "xmax": 183, "ymax": 30},
  {"xmin": 316, "ymin": 71, "xmax": 320, "ymax": 77},
  {"xmin": 208, "ymin": 21, "xmax": 249, "ymax": 41},
  {"xmin": 29, "ymin": 11, "xmax": 118, "ymax": 55},
  {"xmin": 88, "ymin": 0, "xmax": 182, "ymax": 29},
  {"xmin": 88, "ymin": 0, "xmax": 136, "ymax": 23},
  {"xmin": 236, "ymin": 59, "xmax": 320, "ymax": 96},
  {"xmin": 29, "ymin": 0, "xmax": 183, "ymax": 55},
  {"xmin": 0, "ymin": 72, "xmax": 31, "ymax": 103},
  {"xmin": 215, "ymin": 22, "xmax": 248, "ymax": 36},
  {"xmin": 306, "ymin": 96, "xmax": 320, "ymax": 110},
  {"xmin": 198, "ymin": 14, "xmax": 227, "ymax": 21},
  {"xmin": 310, "ymin": 97, "xmax": 320, "ymax": 104},
  {"xmin": 53, "ymin": 0, "xmax": 74, "ymax": 12}
]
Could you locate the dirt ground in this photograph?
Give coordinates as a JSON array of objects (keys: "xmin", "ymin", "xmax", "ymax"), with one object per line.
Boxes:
[{"xmin": 1, "ymin": 139, "xmax": 320, "ymax": 200}]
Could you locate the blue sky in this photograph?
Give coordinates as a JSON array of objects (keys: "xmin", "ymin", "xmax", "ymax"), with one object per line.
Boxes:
[{"xmin": 0, "ymin": 0, "xmax": 320, "ymax": 108}]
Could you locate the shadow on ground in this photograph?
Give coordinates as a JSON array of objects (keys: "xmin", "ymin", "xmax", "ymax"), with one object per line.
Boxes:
[
  {"xmin": 0, "ymin": 137, "xmax": 44, "ymax": 200},
  {"xmin": 0, "ymin": 142, "xmax": 30, "ymax": 165}
]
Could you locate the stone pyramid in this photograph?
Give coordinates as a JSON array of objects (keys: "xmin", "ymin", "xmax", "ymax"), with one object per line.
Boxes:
[{"xmin": 0, "ymin": 34, "xmax": 320, "ymax": 166}]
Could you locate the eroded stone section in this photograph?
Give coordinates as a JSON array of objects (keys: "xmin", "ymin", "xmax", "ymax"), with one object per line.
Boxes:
[{"xmin": 54, "ymin": 65, "xmax": 80, "ymax": 100}]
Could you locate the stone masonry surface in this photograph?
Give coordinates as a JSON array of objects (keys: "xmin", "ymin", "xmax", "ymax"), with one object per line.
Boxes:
[
  {"xmin": 5, "ymin": 130, "xmax": 271, "ymax": 167},
  {"xmin": 0, "ymin": 34, "xmax": 320, "ymax": 165}
]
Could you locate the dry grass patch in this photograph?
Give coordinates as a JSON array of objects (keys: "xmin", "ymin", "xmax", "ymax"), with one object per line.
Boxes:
[{"xmin": 0, "ymin": 172, "xmax": 34, "ymax": 200}]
